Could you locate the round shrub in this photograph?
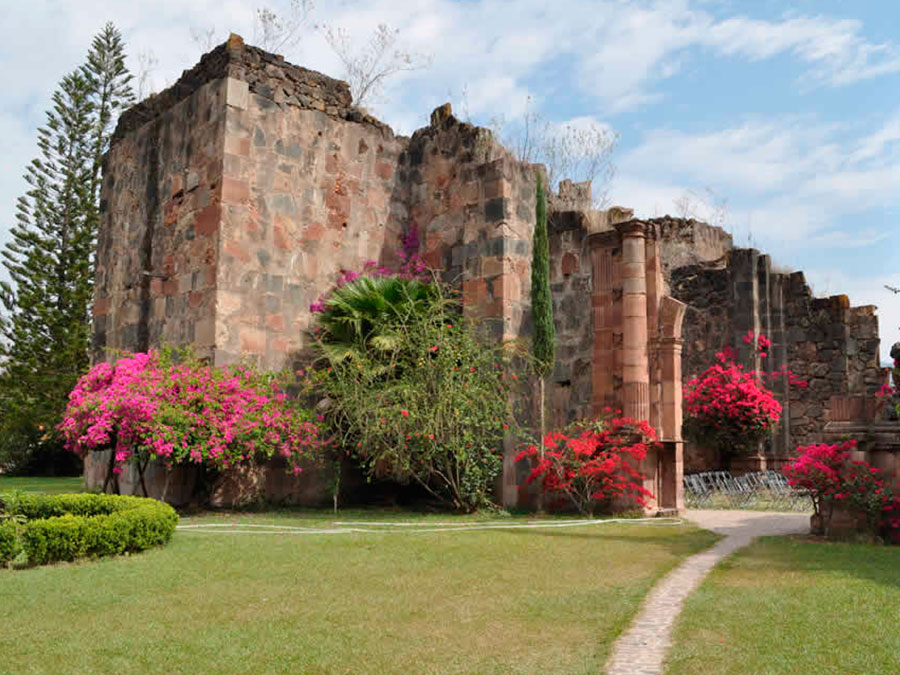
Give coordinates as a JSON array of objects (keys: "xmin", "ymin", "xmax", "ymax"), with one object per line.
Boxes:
[{"xmin": 0, "ymin": 493, "xmax": 177, "ymax": 567}]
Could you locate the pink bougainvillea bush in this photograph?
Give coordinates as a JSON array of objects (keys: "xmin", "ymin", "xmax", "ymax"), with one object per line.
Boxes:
[
  {"xmin": 58, "ymin": 349, "xmax": 323, "ymax": 492},
  {"xmin": 683, "ymin": 333, "xmax": 801, "ymax": 460},
  {"xmin": 783, "ymin": 440, "xmax": 900, "ymax": 541},
  {"xmin": 516, "ymin": 415, "xmax": 656, "ymax": 515}
]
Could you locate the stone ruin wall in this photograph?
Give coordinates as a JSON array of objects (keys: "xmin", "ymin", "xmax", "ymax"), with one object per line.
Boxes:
[
  {"xmin": 94, "ymin": 36, "xmax": 537, "ymax": 374},
  {"xmin": 670, "ymin": 248, "xmax": 883, "ymax": 470},
  {"xmin": 401, "ymin": 106, "xmax": 536, "ymax": 343},
  {"xmin": 95, "ymin": 35, "xmax": 409, "ymax": 369},
  {"xmin": 91, "ymin": 36, "xmax": 540, "ymax": 506},
  {"xmin": 93, "ymin": 36, "xmax": 885, "ymax": 504},
  {"xmin": 545, "ymin": 195, "xmax": 883, "ymax": 471},
  {"xmin": 213, "ymin": 70, "xmax": 406, "ymax": 369},
  {"xmin": 93, "ymin": 76, "xmax": 226, "ymax": 360}
]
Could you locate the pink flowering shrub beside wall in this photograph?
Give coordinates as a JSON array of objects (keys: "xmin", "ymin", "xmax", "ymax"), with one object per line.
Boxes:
[
  {"xmin": 683, "ymin": 332, "xmax": 807, "ymax": 463},
  {"xmin": 59, "ymin": 349, "xmax": 323, "ymax": 493},
  {"xmin": 684, "ymin": 350, "xmax": 782, "ymax": 459},
  {"xmin": 783, "ymin": 440, "xmax": 900, "ymax": 541}
]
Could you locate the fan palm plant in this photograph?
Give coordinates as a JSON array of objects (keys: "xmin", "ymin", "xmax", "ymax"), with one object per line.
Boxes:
[{"xmin": 314, "ymin": 275, "xmax": 438, "ymax": 365}]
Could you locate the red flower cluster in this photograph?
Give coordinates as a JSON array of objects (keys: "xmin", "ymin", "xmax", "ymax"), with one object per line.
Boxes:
[
  {"xmin": 684, "ymin": 359, "xmax": 782, "ymax": 453},
  {"xmin": 516, "ymin": 416, "xmax": 656, "ymax": 515},
  {"xmin": 783, "ymin": 441, "xmax": 900, "ymax": 539},
  {"xmin": 743, "ymin": 329, "xmax": 770, "ymax": 356}
]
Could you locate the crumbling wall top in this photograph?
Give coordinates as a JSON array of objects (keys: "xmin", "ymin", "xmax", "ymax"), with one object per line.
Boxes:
[{"xmin": 112, "ymin": 33, "xmax": 392, "ymax": 145}]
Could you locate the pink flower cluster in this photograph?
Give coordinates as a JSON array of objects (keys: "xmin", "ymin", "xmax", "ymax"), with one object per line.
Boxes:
[
  {"xmin": 685, "ymin": 359, "xmax": 783, "ymax": 445},
  {"xmin": 684, "ymin": 332, "xmax": 812, "ymax": 453},
  {"xmin": 309, "ymin": 226, "xmax": 430, "ymax": 313},
  {"xmin": 743, "ymin": 329, "xmax": 770, "ymax": 356},
  {"xmin": 58, "ymin": 352, "xmax": 323, "ymax": 475},
  {"xmin": 783, "ymin": 440, "xmax": 900, "ymax": 539}
]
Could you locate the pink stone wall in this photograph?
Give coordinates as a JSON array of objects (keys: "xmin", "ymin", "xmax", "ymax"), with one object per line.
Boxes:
[
  {"xmin": 93, "ymin": 78, "xmax": 226, "ymax": 362},
  {"xmin": 400, "ymin": 112, "xmax": 537, "ymax": 344},
  {"xmin": 214, "ymin": 78, "xmax": 406, "ymax": 369}
]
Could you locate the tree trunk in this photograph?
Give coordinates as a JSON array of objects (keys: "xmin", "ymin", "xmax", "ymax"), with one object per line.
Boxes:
[
  {"xmin": 102, "ymin": 449, "xmax": 116, "ymax": 494},
  {"xmin": 137, "ymin": 457, "xmax": 150, "ymax": 497},
  {"xmin": 537, "ymin": 376, "xmax": 546, "ymax": 512},
  {"xmin": 161, "ymin": 467, "xmax": 172, "ymax": 504}
]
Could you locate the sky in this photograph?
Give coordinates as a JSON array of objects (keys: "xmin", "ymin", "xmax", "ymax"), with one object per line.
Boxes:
[{"xmin": 0, "ymin": 0, "xmax": 898, "ymax": 362}]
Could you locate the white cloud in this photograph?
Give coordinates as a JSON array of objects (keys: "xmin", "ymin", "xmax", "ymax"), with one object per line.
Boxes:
[
  {"xmin": 615, "ymin": 110, "xmax": 900, "ymax": 237},
  {"xmin": 576, "ymin": 5, "xmax": 900, "ymax": 111},
  {"xmin": 1, "ymin": 0, "xmax": 899, "ymax": 364},
  {"xmin": 620, "ymin": 119, "xmax": 845, "ymax": 193}
]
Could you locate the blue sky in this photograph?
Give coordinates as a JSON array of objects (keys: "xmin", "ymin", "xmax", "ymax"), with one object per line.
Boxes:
[{"xmin": 0, "ymin": 0, "xmax": 898, "ymax": 361}]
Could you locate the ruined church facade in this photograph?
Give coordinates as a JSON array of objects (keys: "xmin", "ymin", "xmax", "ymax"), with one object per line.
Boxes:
[{"xmin": 91, "ymin": 36, "xmax": 883, "ymax": 509}]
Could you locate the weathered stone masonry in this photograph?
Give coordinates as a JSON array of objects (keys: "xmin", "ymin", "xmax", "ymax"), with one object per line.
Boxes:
[
  {"xmin": 93, "ymin": 36, "xmax": 884, "ymax": 507},
  {"xmin": 670, "ymin": 248, "xmax": 883, "ymax": 470}
]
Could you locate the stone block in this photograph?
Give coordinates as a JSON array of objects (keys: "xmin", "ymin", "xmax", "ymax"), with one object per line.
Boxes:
[
  {"xmin": 225, "ymin": 77, "xmax": 249, "ymax": 110},
  {"xmin": 484, "ymin": 197, "xmax": 508, "ymax": 222},
  {"xmin": 223, "ymin": 177, "xmax": 250, "ymax": 204}
]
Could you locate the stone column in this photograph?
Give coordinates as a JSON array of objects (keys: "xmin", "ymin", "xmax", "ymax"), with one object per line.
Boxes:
[
  {"xmin": 617, "ymin": 221, "xmax": 650, "ymax": 421},
  {"xmin": 658, "ymin": 296, "xmax": 686, "ymax": 511}
]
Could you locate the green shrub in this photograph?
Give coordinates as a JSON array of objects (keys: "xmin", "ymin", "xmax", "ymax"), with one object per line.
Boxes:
[
  {"xmin": 0, "ymin": 521, "xmax": 17, "ymax": 565},
  {"xmin": 0, "ymin": 493, "xmax": 177, "ymax": 567},
  {"xmin": 314, "ymin": 276, "xmax": 528, "ymax": 512}
]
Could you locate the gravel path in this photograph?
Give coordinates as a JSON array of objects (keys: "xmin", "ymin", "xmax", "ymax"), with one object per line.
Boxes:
[{"xmin": 604, "ymin": 510, "xmax": 809, "ymax": 675}]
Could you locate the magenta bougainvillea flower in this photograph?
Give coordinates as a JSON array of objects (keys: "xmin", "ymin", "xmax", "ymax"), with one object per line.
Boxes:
[{"xmin": 58, "ymin": 351, "xmax": 323, "ymax": 476}]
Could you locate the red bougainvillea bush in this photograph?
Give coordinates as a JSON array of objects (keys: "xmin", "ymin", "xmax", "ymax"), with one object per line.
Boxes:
[
  {"xmin": 783, "ymin": 440, "xmax": 900, "ymax": 542},
  {"xmin": 683, "ymin": 333, "xmax": 796, "ymax": 459},
  {"xmin": 516, "ymin": 414, "xmax": 656, "ymax": 515},
  {"xmin": 59, "ymin": 349, "xmax": 323, "ymax": 493}
]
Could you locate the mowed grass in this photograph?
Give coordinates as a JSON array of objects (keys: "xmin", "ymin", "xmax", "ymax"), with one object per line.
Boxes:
[
  {"xmin": 1, "ymin": 509, "xmax": 717, "ymax": 674},
  {"xmin": 0, "ymin": 475, "xmax": 84, "ymax": 494},
  {"xmin": 667, "ymin": 536, "xmax": 900, "ymax": 674}
]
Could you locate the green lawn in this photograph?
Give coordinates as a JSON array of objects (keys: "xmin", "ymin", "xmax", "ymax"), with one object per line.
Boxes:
[
  {"xmin": 0, "ymin": 475, "xmax": 84, "ymax": 494},
  {"xmin": 0, "ymin": 509, "xmax": 717, "ymax": 674},
  {"xmin": 667, "ymin": 536, "xmax": 900, "ymax": 674}
]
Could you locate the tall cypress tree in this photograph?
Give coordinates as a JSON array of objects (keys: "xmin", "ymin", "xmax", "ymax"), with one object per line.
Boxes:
[
  {"xmin": 531, "ymin": 170, "xmax": 555, "ymax": 499},
  {"xmin": 0, "ymin": 23, "xmax": 133, "ymax": 471}
]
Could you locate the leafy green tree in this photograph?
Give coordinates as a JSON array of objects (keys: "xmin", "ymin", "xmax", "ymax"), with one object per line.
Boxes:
[
  {"xmin": 531, "ymin": 171, "xmax": 555, "ymax": 480},
  {"xmin": 0, "ymin": 23, "xmax": 133, "ymax": 473},
  {"xmin": 314, "ymin": 275, "xmax": 524, "ymax": 511}
]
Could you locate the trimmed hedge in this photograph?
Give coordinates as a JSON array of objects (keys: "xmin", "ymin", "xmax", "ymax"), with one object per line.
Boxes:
[
  {"xmin": 0, "ymin": 494, "xmax": 178, "ymax": 567},
  {"xmin": 0, "ymin": 521, "xmax": 16, "ymax": 565}
]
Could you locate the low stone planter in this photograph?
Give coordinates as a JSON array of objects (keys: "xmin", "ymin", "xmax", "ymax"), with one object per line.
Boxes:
[{"xmin": 810, "ymin": 504, "xmax": 877, "ymax": 540}]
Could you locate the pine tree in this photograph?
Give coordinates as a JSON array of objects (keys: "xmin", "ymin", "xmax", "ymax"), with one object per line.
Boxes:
[
  {"xmin": 531, "ymin": 170, "xmax": 555, "ymax": 503},
  {"xmin": 0, "ymin": 23, "xmax": 133, "ymax": 471}
]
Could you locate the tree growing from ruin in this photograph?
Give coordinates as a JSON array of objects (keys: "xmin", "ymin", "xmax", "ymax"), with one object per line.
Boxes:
[
  {"xmin": 0, "ymin": 23, "xmax": 134, "ymax": 472},
  {"xmin": 493, "ymin": 100, "xmax": 618, "ymax": 207},
  {"xmin": 320, "ymin": 22, "xmax": 431, "ymax": 108},
  {"xmin": 254, "ymin": 0, "xmax": 315, "ymax": 54}
]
